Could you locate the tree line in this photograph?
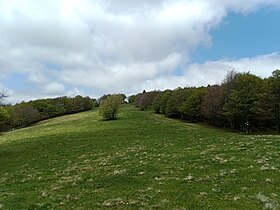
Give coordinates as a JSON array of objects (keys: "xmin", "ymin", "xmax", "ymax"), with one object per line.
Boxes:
[
  {"xmin": 0, "ymin": 95, "xmax": 96, "ymax": 132},
  {"xmin": 131, "ymin": 70, "xmax": 280, "ymax": 133},
  {"xmin": 1, "ymin": 70, "xmax": 279, "ymax": 133}
]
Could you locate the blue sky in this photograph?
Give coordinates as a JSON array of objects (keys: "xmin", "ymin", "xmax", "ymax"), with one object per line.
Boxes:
[
  {"xmin": 1, "ymin": 1, "xmax": 280, "ymax": 103},
  {"xmin": 192, "ymin": 7, "xmax": 280, "ymax": 63}
]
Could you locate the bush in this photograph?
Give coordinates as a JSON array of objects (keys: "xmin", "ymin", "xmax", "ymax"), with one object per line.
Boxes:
[
  {"xmin": 0, "ymin": 107, "xmax": 11, "ymax": 132},
  {"xmin": 99, "ymin": 95, "xmax": 123, "ymax": 120}
]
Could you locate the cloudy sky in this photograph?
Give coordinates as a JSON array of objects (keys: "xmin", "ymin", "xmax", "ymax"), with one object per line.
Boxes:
[{"xmin": 1, "ymin": 0, "xmax": 280, "ymax": 103}]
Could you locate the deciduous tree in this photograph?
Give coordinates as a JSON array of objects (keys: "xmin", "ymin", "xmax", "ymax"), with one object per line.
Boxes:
[
  {"xmin": 179, "ymin": 88, "xmax": 206, "ymax": 122},
  {"xmin": 201, "ymin": 85, "xmax": 226, "ymax": 127},
  {"xmin": 99, "ymin": 95, "xmax": 123, "ymax": 120},
  {"xmin": 223, "ymin": 73, "xmax": 262, "ymax": 131},
  {"xmin": 135, "ymin": 91, "xmax": 159, "ymax": 110},
  {"xmin": 153, "ymin": 90, "xmax": 172, "ymax": 114},
  {"xmin": 165, "ymin": 88, "xmax": 187, "ymax": 118},
  {"xmin": 269, "ymin": 70, "xmax": 280, "ymax": 133}
]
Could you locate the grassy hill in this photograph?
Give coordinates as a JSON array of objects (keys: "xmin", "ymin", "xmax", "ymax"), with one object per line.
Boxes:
[{"xmin": 0, "ymin": 105, "xmax": 279, "ymax": 209}]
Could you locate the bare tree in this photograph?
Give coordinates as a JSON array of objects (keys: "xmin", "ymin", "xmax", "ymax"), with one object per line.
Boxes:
[{"xmin": 0, "ymin": 91, "xmax": 7, "ymax": 105}]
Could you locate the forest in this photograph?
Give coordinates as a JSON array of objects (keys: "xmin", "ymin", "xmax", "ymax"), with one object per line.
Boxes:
[
  {"xmin": 0, "ymin": 95, "xmax": 96, "ymax": 132},
  {"xmin": 131, "ymin": 70, "xmax": 280, "ymax": 133}
]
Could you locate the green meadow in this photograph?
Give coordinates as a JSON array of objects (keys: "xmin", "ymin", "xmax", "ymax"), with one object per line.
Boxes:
[{"xmin": 0, "ymin": 105, "xmax": 279, "ymax": 209}]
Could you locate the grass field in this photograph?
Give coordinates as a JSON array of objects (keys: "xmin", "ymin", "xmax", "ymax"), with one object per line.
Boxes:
[{"xmin": 0, "ymin": 105, "xmax": 279, "ymax": 209}]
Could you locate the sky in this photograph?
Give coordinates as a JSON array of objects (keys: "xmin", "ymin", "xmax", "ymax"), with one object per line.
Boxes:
[{"xmin": 1, "ymin": 0, "xmax": 280, "ymax": 104}]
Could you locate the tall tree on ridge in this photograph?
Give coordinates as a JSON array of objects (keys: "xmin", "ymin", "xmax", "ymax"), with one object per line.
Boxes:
[
  {"xmin": 269, "ymin": 70, "xmax": 280, "ymax": 133},
  {"xmin": 223, "ymin": 72, "xmax": 263, "ymax": 132}
]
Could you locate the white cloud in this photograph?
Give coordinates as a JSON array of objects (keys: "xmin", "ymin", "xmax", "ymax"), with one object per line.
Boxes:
[
  {"xmin": 59, "ymin": 53, "xmax": 182, "ymax": 91},
  {"xmin": 45, "ymin": 82, "xmax": 65, "ymax": 95},
  {"xmin": 140, "ymin": 53, "xmax": 280, "ymax": 92},
  {"xmin": 28, "ymin": 72, "xmax": 48, "ymax": 85},
  {"xmin": 66, "ymin": 87, "xmax": 85, "ymax": 97},
  {"xmin": 0, "ymin": 0, "xmax": 280, "ymax": 103}
]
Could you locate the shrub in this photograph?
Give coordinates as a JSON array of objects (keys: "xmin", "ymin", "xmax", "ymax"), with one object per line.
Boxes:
[{"xmin": 99, "ymin": 95, "xmax": 123, "ymax": 120}]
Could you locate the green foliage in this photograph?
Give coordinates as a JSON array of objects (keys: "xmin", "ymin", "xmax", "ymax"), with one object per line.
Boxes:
[
  {"xmin": 223, "ymin": 73, "xmax": 262, "ymax": 131},
  {"xmin": 268, "ymin": 70, "xmax": 280, "ymax": 132},
  {"xmin": 0, "ymin": 107, "xmax": 10, "ymax": 132},
  {"xmin": 10, "ymin": 103, "xmax": 41, "ymax": 127},
  {"xmin": 30, "ymin": 100, "xmax": 62, "ymax": 119},
  {"xmin": 98, "ymin": 94, "xmax": 126, "ymax": 106},
  {"xmin": 128, "ymin": 95, "xmax": 136, "ymax": 104},
  {"xmin": 179, "ymin": 88, "xmax": 206, "ymax": 122},
  {"xmin": 99, "ymin": 94, "xmax": 123, "ymax": 120},
  {"xmin": 91, "ymin": 98, "xmax": 99, "ymax": 107},
  {"xmin": 98, "ymin": 94, "xmax": 111, "ymax": 104},
  {"xmin": 165, "ymin": 88, "xmax": 187, "ymax": 117},
  {"xmin": 0, "ymin": 95, "xmax": 95, "ymax": 132},
  {"xmin": 0, "ymin": 107, "xmax": 9, "ymax": 121},
  {"xmin": 153, "ymin": 90, "xmax": 172, "ymax": 114},
  {"xmin": 139, "ymin": 70, "xmax": 280, "ymax": 133}
]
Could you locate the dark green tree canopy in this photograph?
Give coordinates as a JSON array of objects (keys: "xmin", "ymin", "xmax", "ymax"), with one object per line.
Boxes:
[{"xmin": 269, "ymin": 70, "xmax": 280, "ymax": 133}]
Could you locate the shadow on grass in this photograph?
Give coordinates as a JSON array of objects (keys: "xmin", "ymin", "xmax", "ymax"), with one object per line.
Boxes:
[{"xmin": 98, "ymin": 115, "xmax": 125, "ymax": 122}]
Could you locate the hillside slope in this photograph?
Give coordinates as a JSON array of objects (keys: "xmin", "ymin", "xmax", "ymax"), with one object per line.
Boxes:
[{"xmin": 0, "ymin": 105, "xmax": 279, "ymax": 209}]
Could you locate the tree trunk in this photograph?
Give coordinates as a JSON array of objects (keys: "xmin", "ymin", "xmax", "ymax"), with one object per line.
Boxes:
[
  {"xmin": 277, "ymin": 105, "xmax": 280, "ymax": 133},
  {"xmin": 230, "ymin": 119, "xmax": 235, "ymax": 129}
]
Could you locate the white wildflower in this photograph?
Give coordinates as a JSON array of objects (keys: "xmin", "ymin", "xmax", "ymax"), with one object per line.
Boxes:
[
  {"xmin": 102, "ymin": 198, "xmax": 124, "ymax": 207},
  {"xmin": 41, "ymin": 192, "xmax": 47, "ymax": 197},
  {"xmin": 183, "ymin": 175, "xmax": 193, "ymax": 181},
  {"xmin": 265, "ymin": 178, "xmax": 272, "ymax": 183},
  {"xmin": 233, "ymin": 196, "xmax": 241, "ymax": 201}
]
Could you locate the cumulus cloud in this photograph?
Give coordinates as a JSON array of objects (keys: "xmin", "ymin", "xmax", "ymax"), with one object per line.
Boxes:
[
  {"xmin": 141, "ymin": 53, "xmax": 280, "ymax": 91},
  {"xmin": 45, "ymin": 82, "xmax": 65, "ymax": 95},
  {"xmin": 0, "ymin": 0, "xmax": 280, "ymax": 103}
]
